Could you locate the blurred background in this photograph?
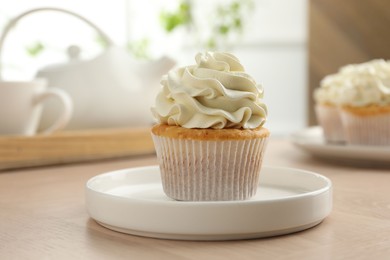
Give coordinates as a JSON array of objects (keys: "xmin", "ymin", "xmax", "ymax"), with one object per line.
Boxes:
[{"xmin": 0, "ymin": 0, "xmax": 306, "ymax": 136}]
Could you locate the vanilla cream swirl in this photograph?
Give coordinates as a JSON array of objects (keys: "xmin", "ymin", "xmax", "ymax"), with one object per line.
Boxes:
[
  {"xmin": 314, "ymin": 59, "xmax": 390, "ymax": 106},
  {"xmin": 314, "ymin": 74, "xmax": 345, "ymax": 105},
  {"xmin": 152, "ymin": 52, "xmax": 267, "ymax": 129}
]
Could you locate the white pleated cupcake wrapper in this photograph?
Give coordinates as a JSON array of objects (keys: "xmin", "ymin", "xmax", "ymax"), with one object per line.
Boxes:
[
  {"xmin": 152, "ymin": 134, "xmax": 268, "ymax": 201},
  {"xmin": 340, "ymin": 110, "xmax": 390, "ymax": 146},
  {"xmin": 315, "ymin": 104, "xmax": 345, "ymax": 143}
]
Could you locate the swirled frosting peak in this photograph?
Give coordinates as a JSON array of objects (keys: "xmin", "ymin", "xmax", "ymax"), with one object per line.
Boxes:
[{"xmin": 151, "ymin": 52, "xmax": 267, "ymax": 129}]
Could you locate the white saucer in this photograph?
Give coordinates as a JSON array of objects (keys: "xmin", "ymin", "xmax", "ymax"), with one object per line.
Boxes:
[
  {"xmin": 86, "ymin": 165, "xmax": 332, "ymax": 241},
  {"xmin": 291, "ymin": 126, "xmax": 390, "ymax": 165}
]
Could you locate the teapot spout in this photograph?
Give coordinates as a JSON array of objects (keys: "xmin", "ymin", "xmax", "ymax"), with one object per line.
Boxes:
[
  {"xmin": 138, "ymin": 56, "xmax": 176, "ymax": 79},
  {"xmin": 157, "ymin": 56, "xmax": 176, "ymax": 74}
]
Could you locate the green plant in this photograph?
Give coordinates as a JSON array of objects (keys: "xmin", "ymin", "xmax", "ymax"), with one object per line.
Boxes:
[
  {"xmin": 160, "ymin": 0, "xmax": 192, "ymax": 32},
  {"xmin": 95, "ymin": 34, "xmax": 110, "ymax": 49},
  {"xmin": 158, "ymin": 0, "xmax": 254, "ymax": 50},
  {"xmin": 25, "ymin": 41, "xmax": 45, "ymax": 57},
  {"xmin": 127, "ymin": 38, "xmax": 151, "ymax": 59},
  {"xmin": 207, "ymin": 0, "xmax": 254, "ymax": 49}
]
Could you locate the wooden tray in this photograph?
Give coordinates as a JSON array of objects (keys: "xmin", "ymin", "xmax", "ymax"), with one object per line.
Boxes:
[{"xmin": 0, "ymin": 127, "xmax": 155, "ymax": 171}]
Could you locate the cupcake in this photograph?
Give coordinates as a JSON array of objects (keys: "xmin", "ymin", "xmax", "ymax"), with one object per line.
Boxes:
[
  {"xmin": 337, "ymin": 59, "xmax": 390, "ymax": 145},
  {"xmin": 313, "ymin": 74, "xmax": 345, "ymax": 143},
  {"xmin": 151, "ymin": 52, "xmax": 269, "ymax": 201}
]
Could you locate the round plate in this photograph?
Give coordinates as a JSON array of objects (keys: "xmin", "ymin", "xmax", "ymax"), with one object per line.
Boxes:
[
  {"xmin": 291, "ymin": 126, "xmax": 390, "ymax": 165},
  {"xmin": 86, "ymin": 165, "xmax": 332, "ymax": 241}
]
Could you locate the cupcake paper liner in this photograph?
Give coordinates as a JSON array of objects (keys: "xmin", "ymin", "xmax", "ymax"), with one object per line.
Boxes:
[
  {"xmin": 152, "ymin": 134, "xmax": 268, "ymax": 201},
  {"xmin": 315, "ymin": 104, "xmax": 345, "ymax": 143},
  {"xmin": 340, "ymin": 109, "xmax": 390, "ymax": 146}
]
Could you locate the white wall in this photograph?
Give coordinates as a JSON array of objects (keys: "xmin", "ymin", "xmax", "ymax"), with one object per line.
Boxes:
[
  {"xmin": 237, "ymin": 0, "xmax": 308, "ymax": 136},
  {"xmin": 237, "ymin": 0, "xmax": 307, "ymax": 135},
  {"xmin": 235, "ymin": 45, "xmax": 307, "ymax": 136}
]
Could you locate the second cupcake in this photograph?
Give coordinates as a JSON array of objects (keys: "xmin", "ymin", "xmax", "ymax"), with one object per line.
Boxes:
[
  {"xmin": 314, "ymin": 74, "xmax": 345, "ymax": 143},
  {"xmin": 337, "ymin": 60, "xmax": 390, "ymax": 146}
]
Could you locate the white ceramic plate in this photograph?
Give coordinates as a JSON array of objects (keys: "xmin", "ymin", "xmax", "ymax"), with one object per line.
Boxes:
[
  {"xmin": 291, "ymin": 126, "xmax": 390, "ymax": 165},
  {"xmin": 86, "ymin": 165, "xmax": 332, "ymax": 241}
]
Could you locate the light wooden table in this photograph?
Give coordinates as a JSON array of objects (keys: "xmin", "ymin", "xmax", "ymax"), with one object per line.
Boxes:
[{"xmin": 1, "ymin": 138, "xmax": 390, "ymax": 259}]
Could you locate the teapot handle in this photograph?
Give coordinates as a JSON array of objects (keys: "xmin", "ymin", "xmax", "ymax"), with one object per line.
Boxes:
[{"xmin": 0, "ymin": 7, "xmax": 115, "ymax": 80}]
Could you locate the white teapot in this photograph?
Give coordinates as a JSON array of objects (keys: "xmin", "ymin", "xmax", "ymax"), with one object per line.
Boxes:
[
  {"xmin": 37, "ymin": 45, "xmax": 175, "ymax": 130},
  {"xmin": 0, "ymin": 7, "xmax": 175, "ymax": 130}
]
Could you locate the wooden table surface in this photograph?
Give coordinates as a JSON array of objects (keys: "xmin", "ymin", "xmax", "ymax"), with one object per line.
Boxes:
[{"xmin": 1, "ymin": 137, "xmax": 390, "ymax": 259}]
